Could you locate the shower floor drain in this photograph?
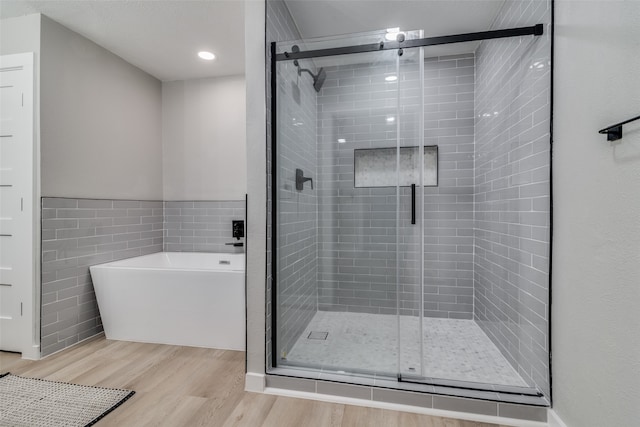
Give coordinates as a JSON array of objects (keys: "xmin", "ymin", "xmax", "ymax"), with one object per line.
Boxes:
[{"xmin": 307, "ymin": 331, "xmax": 329, "ymax": 340}]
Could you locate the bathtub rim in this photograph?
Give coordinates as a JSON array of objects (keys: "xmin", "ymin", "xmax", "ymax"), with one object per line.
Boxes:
[{"xmin": 89, "ymin": 251, "xmax": 246, "ymax": 273}]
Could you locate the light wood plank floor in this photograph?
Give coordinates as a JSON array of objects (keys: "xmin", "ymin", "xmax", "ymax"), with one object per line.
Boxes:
[{"xmin": 0, "ymin": 337, "xmax": 507, "ymax": 427}]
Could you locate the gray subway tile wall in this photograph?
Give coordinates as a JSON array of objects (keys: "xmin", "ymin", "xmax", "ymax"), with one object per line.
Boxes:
[
  {"xmin": 473, "ymin": 0, "xmax": 551, "ymax": 397},
  {"xmin": 316, "ymin": 55, "xmax": 476, "ymax": 319},
  {"xmin": 41, "ymin": 197, "xmax": 247, "ymax": 357},
  {"xmin": 163, "ymin": 200, "xmax": 245, "ymax": 253},
  {"xmin": 41, "ymin": 198, "xmax": 163, "ymax": 356},
  {"xmin": 267, "ymin": 0, "xmax": 318, "ymax": 365}
]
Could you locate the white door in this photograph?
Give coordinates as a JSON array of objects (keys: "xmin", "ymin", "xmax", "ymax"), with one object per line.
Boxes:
[{"xmin": 0, "ymin": 53, "xmax": 35, "ymax": 353}]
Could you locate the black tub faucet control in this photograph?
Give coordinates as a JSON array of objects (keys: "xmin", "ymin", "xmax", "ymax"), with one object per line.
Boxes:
[{"xmin": 232, "ymin": 220, "xmax": 244, "ymax": 240}]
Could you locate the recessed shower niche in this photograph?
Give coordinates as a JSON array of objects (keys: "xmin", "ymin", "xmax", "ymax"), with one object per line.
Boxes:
[
  {"xmin": 269, "ymin": 0, "xmax": 552, "ymax": 406},
  {"xmin": 354, "ymin": 146, "xmax": 438, "ymax": 188}
]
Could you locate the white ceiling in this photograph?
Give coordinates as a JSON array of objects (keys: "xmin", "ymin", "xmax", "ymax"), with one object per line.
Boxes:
[
  {"xmin": 285, "ymin": 0, "xmax": 506, "ymax": 38},
  {"xmin": 0, "ymin": 1, "xmax": 506, "ymax": 82},
  {"xmin": 0, "ymin": 0, "xmax": 246, "ymax": 82},
  {"xmin": 284, "ymin": 0, "xmax": 506, "ymax": 57}
]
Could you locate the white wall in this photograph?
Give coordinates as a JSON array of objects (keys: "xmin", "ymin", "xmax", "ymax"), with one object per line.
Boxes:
[
  {"xmin": 40, "ymin": 15, "xmax": 163, "ymax": 200},
  {"xmin": 0, "ymin": 14, "xmax": 41, "ymax": 56},
  {"xmin": 553, "ymin": 1, "xmax": 640, "ymax": 426},
  {"xmin": 162, "ymin": 75, "xmax": 246, "ymax": 201},
  {"xmin": 244, "ymin": 0, "xmax": 267, "ymax": 389}
]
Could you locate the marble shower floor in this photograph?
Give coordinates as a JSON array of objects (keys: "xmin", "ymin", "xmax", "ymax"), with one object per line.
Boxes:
[{"xmin": 285, "ymin": 311, "xmax": 527, "ymax": 387}]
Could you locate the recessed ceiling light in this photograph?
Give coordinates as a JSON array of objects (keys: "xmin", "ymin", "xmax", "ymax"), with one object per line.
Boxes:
[
  {"xmin": 386, "ymin": 116, "xmax": 396, "ymax": 123},
  {"xmin": 198, "ymin": 51, "xmax": 215, "ymax": 60},
  {"xmin": 337, "ymin": 138, "xmax": 346, "ymax": 143},
  {"xmin": 385, "ymin": 75, "xmax": 398, "ymax": 82},
  {"xmin": 385, "ymin": 27, "xmax": 404, "ymax": 41}
]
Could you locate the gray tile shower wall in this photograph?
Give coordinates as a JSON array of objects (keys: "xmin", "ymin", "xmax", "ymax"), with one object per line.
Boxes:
[
  {"xmin": 473, "ymin": 0, "xmax": 551, "ymax": 397},
  {"xmin": 41, "ymin": 198, "xmax": 163, "ymax": 356},
  {"xmin": 267, "ymin": 0, "xmax": 318, "ymax": 363},
  {"xmin": 316, "ymin": 55, "xmax": 476, "ymax": 319},
  {"xmin": 163, "ymin": 200, "xmax": 245, "ymax": 253}
]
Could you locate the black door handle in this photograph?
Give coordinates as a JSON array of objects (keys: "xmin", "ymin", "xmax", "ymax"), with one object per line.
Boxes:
[{"xmin": 411, "ymin": 183, "xmax": 416, "ymax": 225}]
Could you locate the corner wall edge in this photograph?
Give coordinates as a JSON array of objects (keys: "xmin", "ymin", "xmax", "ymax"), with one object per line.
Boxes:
[
  {"xmin": 245, "ymin": 372, "xmax": 266, "ymax": 392},
  {"xmin": 548, "ymin": 409, "xmax": 568, "ymax": 427}
]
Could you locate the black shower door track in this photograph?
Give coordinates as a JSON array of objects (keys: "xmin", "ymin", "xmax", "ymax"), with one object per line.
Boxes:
[
  {"xmin": 269, "ymin": 22, "xmax": 545, "ymax": 369},
  {"xmin": 275, "ymin": 24, "xmax": 543, "ymax": 61}
]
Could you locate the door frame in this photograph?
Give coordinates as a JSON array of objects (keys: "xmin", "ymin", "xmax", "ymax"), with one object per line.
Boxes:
[{"xmin": 0, "ymin": 52, "xmax": 41, "ymax": 360}]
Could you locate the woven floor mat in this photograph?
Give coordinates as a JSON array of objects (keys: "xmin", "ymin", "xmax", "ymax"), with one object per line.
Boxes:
[{"xmin": 0, "ymin": 373, "xmax": 134, "ymax": 427}]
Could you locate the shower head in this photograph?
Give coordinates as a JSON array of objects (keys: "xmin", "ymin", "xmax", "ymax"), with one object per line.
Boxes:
[
  {"xmin": 313, "ymin": 68, "xmax": 326, "ymax": 92},
  {"xmin": 293, "ymin": 60, "xmax": 326, "ymax": 93}
]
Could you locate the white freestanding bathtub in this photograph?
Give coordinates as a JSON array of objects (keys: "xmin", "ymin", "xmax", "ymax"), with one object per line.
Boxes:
[{"xmin": 89, "ymin": 252, "xmax": 245, "ymax": 351}]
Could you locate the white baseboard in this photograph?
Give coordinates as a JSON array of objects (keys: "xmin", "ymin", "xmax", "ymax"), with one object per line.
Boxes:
[
  {"xmin": 264, "ymin": 387, "xmax": 547, "ymax": 427},
  {"xmin": 21, "ymin": 344, "xmax": 40, "ymax": 360},
  {"xmin": 548, "ymin": 409, "xmax": 568, "ymax": 427},
  {"xmin": 245, "ymin": 372, "xmax": 265, "ymax": 392}
]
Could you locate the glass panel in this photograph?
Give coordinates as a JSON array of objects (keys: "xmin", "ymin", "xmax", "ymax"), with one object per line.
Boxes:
[
  {"xmin": 274, "ymin": 47, "xmax": 402, "ymax": 377},
  {"xmin": 471, "ymin": 27, "xmax": 551, "ymax": 394},
  {"xmin": 273, "ymin": 54, "xmax": 318, "ymax": 369},
  {"xmin": 419, "ymin": 44, "xmax": 480, "ymax": 385},
  {"xmin": 396, "ymin": 43, "xmax": 425, "ymax": 378}
]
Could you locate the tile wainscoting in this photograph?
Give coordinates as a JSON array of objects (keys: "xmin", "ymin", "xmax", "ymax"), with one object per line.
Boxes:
[
  {"xmin": 163, "ymin": 200, "xmax": 246, "ymax": 253},
  {"xmin": 40, "ymin": 197, "xmax": 245, "ymax": 356},
  {"xmin": 41, "ymin": 198, "xmax": 164, "ymax": 356}
]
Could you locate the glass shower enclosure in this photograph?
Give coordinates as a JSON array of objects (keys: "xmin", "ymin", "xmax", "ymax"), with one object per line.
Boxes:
[{"xmin": 270, "ymin": 19, "xmax": 551, "ymax": 402}]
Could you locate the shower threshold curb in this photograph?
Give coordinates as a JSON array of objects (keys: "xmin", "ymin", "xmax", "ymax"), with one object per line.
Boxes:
[
  {"xmin": 266, "ymin": 368, "xmax": 549, "ymax": 408},
  {"xmin": 264, "ymin": 375, "xmax": 548, "ymax": 425}
]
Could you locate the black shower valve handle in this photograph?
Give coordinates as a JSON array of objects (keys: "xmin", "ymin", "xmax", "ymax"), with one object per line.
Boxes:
[{"xmin": 295, "ymin": 168, "xmax": 313, "ymax": 191}]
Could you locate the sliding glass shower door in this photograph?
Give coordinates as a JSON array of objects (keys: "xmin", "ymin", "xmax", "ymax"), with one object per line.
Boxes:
[
  {"xmin": 272, "ymin": 23, "xmax": 550, "ymax": 399},
  {"xmin": 272, "ymin": 29, "xmax": 437, "ymax": 381},
  {"xmin": 274, "ymin": 44, "xmax": 405, "ymax": 377}
]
